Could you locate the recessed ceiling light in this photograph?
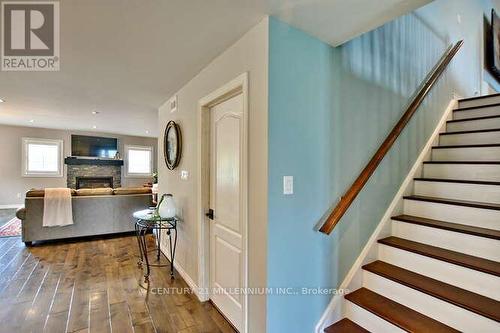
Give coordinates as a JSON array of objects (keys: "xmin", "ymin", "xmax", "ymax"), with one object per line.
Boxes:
[
  {"xmin": 92, "ymin": 125, "xmax": 97, "ymax": 129},
  {"xmin": 145, "ymin": 130, "xmax": 150, "ymax": 134},
  {"xmin": 92, "ymin": 111, "xmax": 99, "ymax": 115},
  {"xmin": 29, "ymin": 119, "xmax": 34, "ymax": 123},
  {"xmin": 0, "ymin": 98, "xmax": 5, "ymax": 103}
]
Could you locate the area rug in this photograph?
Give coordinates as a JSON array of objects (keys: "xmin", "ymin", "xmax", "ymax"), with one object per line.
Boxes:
[{"xmin": 0, "ymin": 217, "xmax": 21, "ymax": 237}]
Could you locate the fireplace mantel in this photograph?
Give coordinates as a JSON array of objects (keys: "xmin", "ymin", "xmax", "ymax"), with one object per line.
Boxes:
[{"xmin": 64, "ymin": 157, "xmax": 124, "ymax": 166}]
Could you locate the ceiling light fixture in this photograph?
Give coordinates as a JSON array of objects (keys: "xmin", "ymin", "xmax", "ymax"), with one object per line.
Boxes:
[
  {"xmin": 92, "ymin": 111, "xmax": 99, "ymax": 115},
  {"xmin": 92, "ymin": 125, "xmax": 97, "ymax": 129},
  {"xmin": 145, "ymin": 130, "xmax": 150, "ymax": 134},
  {"xmin": 29, "ymin": 119, "xmax": 34, "ymax": 123},
  {"xmin": 0, "ymin": 98, "xmax": 5, "ymax": 103}
]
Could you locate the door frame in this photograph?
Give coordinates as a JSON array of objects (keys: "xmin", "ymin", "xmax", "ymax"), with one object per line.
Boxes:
[{"xmin": 196, "ymin": 72, "xmax": 249, "ymax": 332}]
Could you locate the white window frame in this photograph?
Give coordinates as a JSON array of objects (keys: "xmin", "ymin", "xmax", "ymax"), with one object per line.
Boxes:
[
  {"xmin": 22, "ymin": 137, "xmax": 64, "ymax": 178},
  {"xmin": 125, "ymin": 145, "xmax": 153, "ymax": 178}
]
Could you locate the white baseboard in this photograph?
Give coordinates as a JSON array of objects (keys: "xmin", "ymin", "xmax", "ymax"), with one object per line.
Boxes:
[
  {"xmin": 159, "ymin": 241, "xmax": 207, "ymax": 302},
  {"xmin": 0, "ymin": 204, "xmax": 23, "ymax": 209},
  {"xmin": 315, "ymin": 99, "xmax": 457, "ymax": 332}
]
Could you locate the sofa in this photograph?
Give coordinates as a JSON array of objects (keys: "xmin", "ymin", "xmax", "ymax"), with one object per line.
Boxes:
[{"xmin": 16, "ymin": 187, "xmax": 153, "ymax": 245}]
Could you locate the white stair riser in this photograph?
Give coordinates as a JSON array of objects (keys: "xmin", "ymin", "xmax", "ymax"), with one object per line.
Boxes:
[
  {"xmin": 414, "ymin": 181, "xmax": 500, "ymax": 204},
  {"xmin": 423, "ymin": 163, "xmax": 500, "ymax": 182},
  {"xmin": 454, "ymin": 105, "xmax": 500, "ymax": 120},
  {"xmin": 459, "ymin": 96, "xmax": 500, "ymax": 108},
  {"xmin": 392, "ymin": 222, "xmax": 500, "ymax": 261},
  {"xmin": 404, "ymin": 199, "xmax": 500, "ymax": 229},
  {"xmin": 363, "ymin": 271, "xmax": 500, "ymax": 332},
  {"xmin": 447, "ymin": 117, "xmax": 500, "ymax": 132},
  {"xmin": 432, "ymin": 146, "xmax": 500, "ymax": 161},
  {"xmin": 378, "ymin": 244, "xmax": 500, "ymax": 300},
  {"xmin": 440, "ymin": 131, "xmax": 500, "ymax": 146},
  {"xmin": 344, "ymin": 300, "xmax": 404, "ymax": 333}
]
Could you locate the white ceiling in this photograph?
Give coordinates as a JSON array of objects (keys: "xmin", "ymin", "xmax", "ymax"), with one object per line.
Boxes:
[{"xmin": 0, "ymin": 0, "xmax": 430, "ymax": 138}]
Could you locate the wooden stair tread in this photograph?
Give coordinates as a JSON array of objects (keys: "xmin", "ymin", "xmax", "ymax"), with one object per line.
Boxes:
[
  {"xmin": 433, "ymin": 143, "xmax": 500, "ymax": 148},
  {"xmin": 440, "ymin": 127, "xmax": 500, "ymax": 135},
  {"xmin": 447, "ymin": 114, "xmax": 500, "ymax": 123},
  {"xmin": 363, "ymin": 261, "xmax": 500, "ymax": 322},
  {"xmin": 454, "ymin": 102, "xmax": 500, "ymax": 111},
  {"xmin": 324, "ymin": 319, "xmax": 369, "ymax": 333},
  {"xmin": 378, "ymin": 236, "xmax": 500, "ymax": 277},
  {"xmin": 423, "ymin": 160, "xmax": 500, "ymax": 164},
  {"xmin": 403, "ymin": 195, "xmax": 500, "ymax": 211},
  {"xmin": 413, "ymin": 178, "xmax": 500, "ymax": 186},
  {"xmin": 345, "ymin": 288, "xmax": 458, "ymax": 332},
  {"xmin": 392, "ymin": 214, "xmax": 500, "ymax": 240},
  {"xmin": 458, "ymin": 93, "xmax": 500, "ymax": 102}
]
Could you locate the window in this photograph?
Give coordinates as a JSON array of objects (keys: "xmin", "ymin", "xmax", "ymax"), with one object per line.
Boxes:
[
  {"xmin": 22, "ymin": 138, "xmax": 63, "ymax": 177},
  {"xmin": 125, "ymin": 145, "xmax": 153, "ymax": 177}
]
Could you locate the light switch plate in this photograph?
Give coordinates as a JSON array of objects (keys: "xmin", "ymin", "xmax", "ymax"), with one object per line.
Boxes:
[
  {"xmin": 283, "ymin": 176, "xmax": 293, "ymax": 195},
  {"xmin": 180, "ymin": 170, "xmax": 189, "ymax": 180}
]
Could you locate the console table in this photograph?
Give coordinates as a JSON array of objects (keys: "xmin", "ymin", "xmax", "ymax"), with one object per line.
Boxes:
[{"xmin": 133, "ymin": 209, "xmax": 179, "ymax": 282}]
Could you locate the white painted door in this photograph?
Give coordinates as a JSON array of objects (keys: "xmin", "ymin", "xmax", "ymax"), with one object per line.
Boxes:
[{"xmin": 209, "ymin": 93, "xmax": 245, "ymax": 331}]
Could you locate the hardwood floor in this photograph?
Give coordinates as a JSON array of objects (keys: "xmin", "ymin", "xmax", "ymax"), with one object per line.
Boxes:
[
  {"xmin": 0, "ymin": 235, "xmax": 236, "ymax": 333},
  {"xmin": 0, "ymin": 208, "xmax": 16, "ymax": 227}
]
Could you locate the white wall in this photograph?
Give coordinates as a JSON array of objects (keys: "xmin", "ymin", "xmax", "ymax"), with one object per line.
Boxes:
[
  {"xmin": 0, "ymin": 124, "xmax": 157, "ymax": 206},
  {"xmin": 158, "ymin": 17, "xmax": 268, "ymax": 333}
]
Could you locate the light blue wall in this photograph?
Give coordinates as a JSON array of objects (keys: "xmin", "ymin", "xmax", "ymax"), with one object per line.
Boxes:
[{"xmin": 267, "ymin": 1, "xmax": 497, "ymax": 332}]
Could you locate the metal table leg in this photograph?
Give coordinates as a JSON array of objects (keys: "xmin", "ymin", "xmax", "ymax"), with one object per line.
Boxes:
[
  {"xmin": 167, "ymin": 226, "xmax": 178, "ymax": 278},
  {"xmin": 139, "ymin": 226, "xmax": 151, "ymax": 283},
  {"xmin": 135, "ymin": 223, "xmax": 144, "ymax": 267},
  {"xmin": 156, "ymin": 227, "xmax": 161, "ymax": 261}
]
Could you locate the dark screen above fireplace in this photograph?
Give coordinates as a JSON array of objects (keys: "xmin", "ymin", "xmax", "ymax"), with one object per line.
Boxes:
[{"xmin": 71, "ymin": 135, "xmax": 118, "ymax": 158}]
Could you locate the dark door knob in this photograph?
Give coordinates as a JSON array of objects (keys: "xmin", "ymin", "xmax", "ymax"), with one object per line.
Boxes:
[{"xmin": 206, "ymin": 209, "xmax": 214, "ymax": 220}]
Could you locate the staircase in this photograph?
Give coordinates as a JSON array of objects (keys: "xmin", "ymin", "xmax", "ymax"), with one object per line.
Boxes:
[{"xmin": 325, "ymin": 94, "xmax": 500, "ymax": 332}]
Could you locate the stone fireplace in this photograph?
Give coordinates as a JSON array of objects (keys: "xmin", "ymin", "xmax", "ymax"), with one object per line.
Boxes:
[{"xmin": 67, "ymin": 164, "xmax": 121, "ymax": 189}]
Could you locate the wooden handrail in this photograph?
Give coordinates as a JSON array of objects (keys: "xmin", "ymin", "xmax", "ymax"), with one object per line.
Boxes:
[{"xmin": 319, "ymin": 40, "xmax": 464, "ymax": 235}]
